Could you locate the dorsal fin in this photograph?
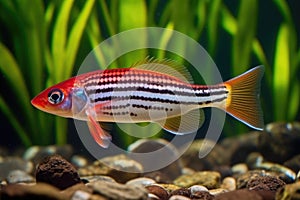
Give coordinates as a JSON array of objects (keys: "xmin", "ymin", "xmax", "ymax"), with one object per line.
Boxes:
[
  {"xmin": 130, "ymin": 57, "xmax": 194, "ymax": 83},
  {"xmin": 156, "ymin": 109, "xmax": 205, "ymax": 135}
]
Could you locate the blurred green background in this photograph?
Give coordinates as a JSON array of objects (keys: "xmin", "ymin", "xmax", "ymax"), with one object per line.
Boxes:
[{"xmin": 0, "ymin": 0, "xmax": 299, "ymax": 149}]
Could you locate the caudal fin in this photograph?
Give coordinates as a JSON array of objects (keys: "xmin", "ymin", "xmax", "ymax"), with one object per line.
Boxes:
[{"xmin": 224, "ymin": 66, "xmax": 265, "ymax": 130}]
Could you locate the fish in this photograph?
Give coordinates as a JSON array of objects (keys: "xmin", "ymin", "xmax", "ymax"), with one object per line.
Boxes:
[{"xmin": 31, "ymin": 59, "xmax": 264, "ymax": 148}]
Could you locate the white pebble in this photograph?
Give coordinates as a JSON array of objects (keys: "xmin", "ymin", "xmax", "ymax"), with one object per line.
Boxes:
[
  {"xmin": 189, "ymin": 185, "xmax": 208, "ymax": 195},
  {"xmin": 209, "ymin": 188, "xmax": 228, "ymax": 196},
  {"xmin": 71, "ymin": 190, "xmax": 91, "ymax": 200},
  {"xmin": 221, "ymin": 177, "xmax": 236, "ymax": 191},
  {"xmin": 147, "ymin": 193, "xmax": 160, "ymax": 199},
  {"xmin": 126, "ymin": 177, "xmax": 156, "ymax": 187},
  {"xmin": 231, "ymin": 163, "xmax": 248, "ymax": 174}
]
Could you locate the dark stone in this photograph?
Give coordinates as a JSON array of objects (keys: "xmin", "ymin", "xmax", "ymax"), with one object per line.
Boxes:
[
  {"xmin": 35, "ymin": 154, "xmax": 81, "ymax": 190},
  {"xmin": 284, "ymin": 154, "xmax": 300, "ymax": 173},
  {"xmin": 258, "ymin": 122, "xmax": 300, "ymax": 163},
  {"xmin": 190, "ymin": 191, "xmax": 214, "ymax": 200},
  {"xmin": 0, "ymin": 182, "xmax": 66, "ymax": 200},
  {"xmin": 181, "ymin": 139, "xmax": 229, "ymax": 171},
  {"xmin": 246, "ymin": 175, "xmax": 285, "ymax": 192},
  {"xmin": 128, "ymin": 139, "xmax": 182, "ymax": 180},
  {"xmin": 146, "ymin": 185, "xmax": 169, "ymax": 200},
  {"xmin": 220, "ymin": 132, "xmax": 260, "ymax": 165},
  {"xmin": 170, "ymin": 188, "xmax": 191, "ymax": 197}
]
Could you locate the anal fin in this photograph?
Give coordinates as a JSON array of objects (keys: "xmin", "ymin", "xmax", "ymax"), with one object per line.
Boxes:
[{"xmin": 156, "ymin": 109, "xmax": 205, "ymax": 135}]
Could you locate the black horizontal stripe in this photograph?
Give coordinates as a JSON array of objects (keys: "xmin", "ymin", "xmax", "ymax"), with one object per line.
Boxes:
[{"xmin": 91, "ymin": 94, "xmax": 227, "ymax": 106}]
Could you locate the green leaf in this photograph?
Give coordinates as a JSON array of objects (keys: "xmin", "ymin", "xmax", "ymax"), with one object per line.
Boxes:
[
  {"xmin": 52, "ymin": 0, "xmax": 74, "ymax": 82},
  {"xmin": 207, "ymin": 0, "xmax": 222, "ymax": 55},
  {"xmin": 232, "ymin": 0, "xmax": 258, "ymax": 74},
  {"xmin": 65, "ymin": 0, "xmax": 95, "ymax": 79},
  {"xmin": 273, "ymin": 23, "xmax": 290, "ymax": 121}
]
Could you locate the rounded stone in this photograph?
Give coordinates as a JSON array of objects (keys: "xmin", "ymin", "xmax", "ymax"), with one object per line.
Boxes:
[
  {"xmin": 189, "ymin": 185, "xmax": 209, "ymax": 194},
  {"xmin": 145, "ymin": 184, "xmax": 169, "ymax": 200},
  {"xmin": 35, "ymin": 154, "xmax": 81, "ymax": 190},
  {"xmin": 169, "ymin": 195, "xmax": 191, "ymax": 200},
  {"xmin": 221, "ymin": 177, "xmax": 236, "ymax": 191},
  {"xmin": 174, "ymin": 171, "xmax": 220, "ymax": 189},
  {"xmin": 126, "ymin": 177, "xmax": 156, "ymax": 187},
  {"xmin": 6, "ymin": 170, "xmax": 35, "ymax": 184}
]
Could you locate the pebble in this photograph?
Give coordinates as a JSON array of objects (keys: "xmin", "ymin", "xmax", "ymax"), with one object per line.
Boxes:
[
  {"xmin": 208, "ymin": 188, "xmax": 228, "ymax": 196},
  {"xmin": 276, "ymin": 181, "xmax": 300, "ymax": 200},
  {"xmin": 79, "ymin": 154, "xmax": 143, "ymax": 183},
  {"xmin": 255, "ymin": 162, "xmax": 296, "ymax": 183},
  {"xmin": 246, "ymin": 175, "xmax": 286, "ymax": 192},
  {"xmin": 231, "ymin": 163, "xmax": 248, "ymax": 174},
  {"xmin": 145, "ymin": 184, "xmax": 169, "ymax": 200},
  {"xmin": 128, "ymin": 139, "xmax": 182, "ymax": 180},
  {"xmin": 214, "ymin": 189, "xmax": 263, "ymax": 200},
  {"xmin": 170, "ymin": 188, "xmax": 191, "ymax": 197},
  {"xmin": 88, "ymin": 180, "xmax": 148, "ymax": 200},
  {"xmin": 220, "ymin": 177, "xmax": 236, "ymax": 191},
  {"xmin": 189, "ymin": 185, "xmax": 209, "ymax": 194},
  {"xmin": 174, "ymin": 171, "xmax": 220, "ymax": 189},
  {"xmin": 246, "ymin": 152, "xmax": 264, "ymax": 168},
  {"xmin": 235, "ymin": 170, "xmax": 266, "ymax": 189},
  {"xmin": 71, "ymin": 155, "xmax": 89, "ymax": 168},
  {"xmin": 71, "ymin": 190, "xmax": 91, "ymax": 200},
  {"xmin": 190, "ymin": 191, "xmax": 214, "ymax": 200},
  {"xmin": 126, "ymin": 177, "xmax": 156, "ymax": 187},
  {"xmin": 23, "ymin": 145, "xmax": 73, "ymax": 164},
  {"xmin": 147, "ymin": 193, "xmax": 160, "ymax": 200},
  {"xmin": 159, "ymin": 184, "xmax": 181, "ymax": 193},
  {"xmin": 0, "ymin": 156, "xmax": 33, "ymax": 181},
  {"xmin": 169, "ymin": 195, "xmax": 191, "ymax": 200},
  {"xmin": 81, "ymin": 175, "xmax": 116, "ymax": 183},
  {"xmin": 258, "ymin": 122, "xmax": 300, "ymax": 163},
  {"xmin": 35, "ymin": 154, "xmax": 81, "ymax": 190},
  {"xmin": 6, "ymin": 170, "xmax": 35, "ymax": 184}
]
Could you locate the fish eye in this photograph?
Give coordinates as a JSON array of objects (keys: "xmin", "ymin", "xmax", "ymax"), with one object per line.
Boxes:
[{"xmin": 48, "ymin": 89, "xmax": 64, "ymax": 104}]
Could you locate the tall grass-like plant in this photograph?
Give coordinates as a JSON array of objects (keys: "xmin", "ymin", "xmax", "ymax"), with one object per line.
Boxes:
[{"xmin": 0, "ymin": 0, "xmax": 299, "ymax": 147}]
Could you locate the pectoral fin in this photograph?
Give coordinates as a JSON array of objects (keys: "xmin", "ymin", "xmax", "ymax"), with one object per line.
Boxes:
[
  {"xmin": 86, "ymin": 108, "xmax": 111, "ymax": 148},
  {"xmin": 156, "ymin": 109, "xmax": 205, "ymax": 135}
]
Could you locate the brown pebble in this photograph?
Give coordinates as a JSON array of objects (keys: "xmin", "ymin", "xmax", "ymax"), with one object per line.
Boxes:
[
  {"xmin": 146, "ymin": 184, "xmax": 169, "ymax": 200},
  {"xmin": 35, "ymin": 154, "xmax": 81, "ymax": 190},
  {"xmin": 215, "ymin": 189, "xmax": 263, "ymax": 200},
  {"xmin": 170, "ymin": 188, "xmax": 191, "ymax": 198},
  {"xmin": 246, "ymin": 176, "xmax": 285, "ymax": 192},
  {"xmin": 191, "ymin": 191, "xmax": 214, "ymax": 200}
]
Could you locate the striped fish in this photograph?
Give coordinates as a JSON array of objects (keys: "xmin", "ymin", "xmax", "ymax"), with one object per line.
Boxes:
[{"xmin": 31, "ymin": 59, "xmax": 264, "ymax": 147}]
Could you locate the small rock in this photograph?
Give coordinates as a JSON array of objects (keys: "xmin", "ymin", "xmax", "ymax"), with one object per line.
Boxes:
[
  {"xmin": 6, "ymin": 170, "xmax": 35, "ymax": 184},
  {"xmin": 181, "ymin": 167, "xmax": 195, "ymax": 175},
  {"xmin": 88, "ymin": 180, "xmax": 148, "ymax": 200},
  {"xmin": 35, "ymin": 154, "xmax": 82, "ymax": 190},
  {"xmin": 146, "ymin": 184, "xmax": 169, "ymax": 200},
  {"xmin": 220, "ymin": 177, "xmax": 236, "ymax": 191},
  {"xmin": 61, "ymin": 183, "xmax": 92, "ymax": 199},
  {"xmin": 220, "ymin": 132, "xmax": 260, "ymax": 165},
  {"xmin": 276, "ymin": 181, "xmax": 300, "ymax": 200},
  {"xmin": 170, "ymin": 188, "xmax": 191, "ymax": 198},
  {"xmin": 190, "ymin": 191, "xmax": 214, "ymax": 200},
  {"xmin": 246, "ymin": 152, "xmax": 264, "ymax": 169},
  {"xmin": 246, "ymin": 175, "xmax": 285, "ymax": 192},
  {"xmin": 79, "ymin": 154, "xmax": 143, "ymax": 183},
  {"xmin": 159, "ymin": 184, "xmax": 181, "ymax": 193},
  {"xmin": 256, "ymin": 162, "xmax": 296, "ymax": 183},
  {"xmin": 235, "ymin": 170, "xmax": 266, "ymax": 189},
  {"xmin": 147, "ymin": 193, "xmax": 160, "ymax": 200},
  {"xmin": 181, "ymin": 139, "xmax": 229, "ymax": 171},
  {"xmin": 71, "ymin": 155, "xmax": 89, "ymax": 168},
  {"xmin": 128, "ymin": 139, "xmax": 182, "ymax": 180},
  {"xmin": 208, "ymin": 188, "xmax": 228, "ymax": 196},
  {"xmin": 143, "ymin": 171, "xmax": 172, "ymax": 183},
  {"xmin": 23, "ymin": 145, "xmax": 73, "ymax": 164},
  {"xmin": 189, "ymin": 185, "xmax": 209, "ymax": 194},
  {"xmin": 231, "ymin": 163, "xmax": 248, "ymax": 175},
  {"xmin": 126, "ymin": 177, "xmax": 156, "ymax": 187},
  {"xmin": 0, "ymin": 156, "xmax": 33, "ymax": 181},
  {"xmin": 71, "ymin": 190, "xmax": 91, "ymax": 200},
  {"xmin": 81, "ymin": 175, "xmax": 116, "ymax": 183},
  {"xmin": 169, "ymin": 195, "xmax": 191, "ymax": 200},
  {"xmin": 174, "ymin": 171, "xmax": 220, "ymax": 189},
  {"xmin": 0, "ymin": 182, "xmax": 67, "ymax": 200},
  {"xmin": 258, "ymin": 122, "xmax": 300, "ymax": 163}
]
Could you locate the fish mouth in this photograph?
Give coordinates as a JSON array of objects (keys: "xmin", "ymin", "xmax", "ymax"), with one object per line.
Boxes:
[{"xmin": 31, "ymin": 96, "xmax": 46, "ymax": 110}]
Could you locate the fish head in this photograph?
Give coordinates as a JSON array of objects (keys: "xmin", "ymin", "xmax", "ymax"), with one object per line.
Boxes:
[{"xmin": 31, "ymin": 77, "xmax": 87, "ymax": 118}]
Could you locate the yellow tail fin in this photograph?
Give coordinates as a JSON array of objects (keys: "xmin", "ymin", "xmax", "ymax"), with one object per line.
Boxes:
[{"xmin": 224, "ymin": 66, "xmax": 265, "ymax": 130}]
